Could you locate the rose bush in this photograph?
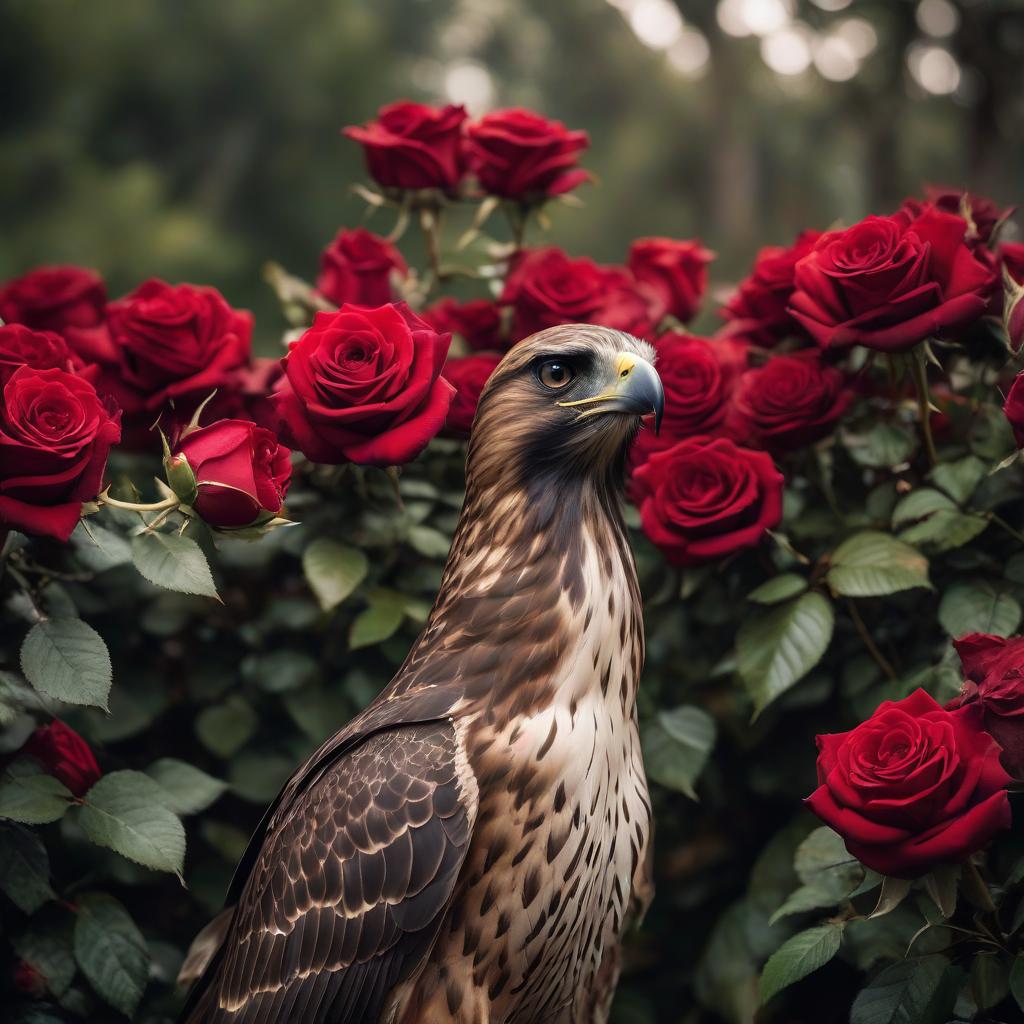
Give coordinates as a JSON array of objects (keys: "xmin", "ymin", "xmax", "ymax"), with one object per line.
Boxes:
[{"xmin": 0, "ymin": 104, "xmax": 1023, "ymax": 1024}]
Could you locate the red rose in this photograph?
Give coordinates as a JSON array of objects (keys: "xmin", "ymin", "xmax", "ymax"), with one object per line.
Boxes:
[
  {"xmin": 22, "ymin": 721, "xmax": 101, "ymax": 796},
  {"xmin": 0, "ymin": 366, "xmax": 121, "ymax": 541},
  {"xmin": 465, "ymin": 108, "xmax": 589, "ymax": 200},
  {"xmin": 501, "ymin": 247, "xmax": 656, "ymax": 340},
  {"xmin": 0, "ymin": 324, "xmax": 75, "ymax": 384},
  {"xmin": 628, "ymin": 332, "xmax": 747, "ymax": 471},
  {"xmin": 790, "ymin": 207, "xmax": 996, "ymax": 352},
  {"xmin": 806, "ymin": 689, "xmax": 1011, "ymax": 878},
  {"xmin": 721, "ymin": 230, "xmax": 821, "ymax": 346},
  {"xmin": 343, "ymin": 101, "xmax": 467, "ymax": 191},
  {"xmin": 631, "ymin": 435, "xmax": 783, "ymax": 566},
  {"xmin": 0, "ymin": 265, "xmax": 106, "ymax": 333},
  {"xmin": 442, "ymin": 353, "xmax": 501, "ymax": 438},
  {"xmin": 422, "ymin": 298, "xmax": 505, "ymax": 352},
  {"xmin": 316, "ymin": 227, "xmax": 407, "ymax": 307},
  {"xmin": 1004, "ymin": 372, "xmax": 1024, "ymax": 448},
  {"xmin": 273, "ymin": 302, "xmax": 454, "ymax": 466},
  {"xmin": 1002, "ymin": 243, "xmax": 1024, "ymax": 284},
  {"xmin": 726, "ymin": 352, "xmax": 851, "ymax": 451},
  {"xmin": 107, "ymin": 279, "xmax": 251, "ymax": 413},
  {"xmin": 906, "ymin": 187, "xmax": 1014, "ymax": 246},
  {"xmin": 628, "ymin": 238, "xmax": 713, "ymax": 325},
  {"xmin": 170, "ymin": 419, "xmax": 291, "ymax": 529},
  {"xmin": 950, "ymin": 633, "xmax": 1024, "ymax": 777}
]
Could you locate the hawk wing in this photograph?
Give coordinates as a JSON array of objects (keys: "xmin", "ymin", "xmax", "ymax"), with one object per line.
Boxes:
[{"xmin": 182, "ymin": 719, "xmax": 475, "ymax": 1024}]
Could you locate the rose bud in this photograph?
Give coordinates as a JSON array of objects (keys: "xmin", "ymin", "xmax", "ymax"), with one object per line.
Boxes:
[
  {"xmin": 628, "ymin": 332, "xmax": 748, "ymax": 473},
  {"xmin": 422, "ymin": 298, "xmax": 505, "ymax": 352},
  {"xmin": 627, "ymin": 238, "xmax": 714, "ymax": 326},
  {"xmin": 465, "ymin": 108, "xmax": 589, "ymax": 200},
  {"xmin": 0, "ymin": 324, "xmax": 76, "ymax": 384},
  {"xmin": 343, "ymin": 101, "xmax": 468, "ymax": 192},
  {"xmin": 631, "ymin": 435, "xmax": 783, "ymax": 566},
  {"xmin": 442, "ymin": 353, "xmax": 501, "ymax": 438},
  {"xmin": 0, "ymin": 365, "xmax": 121, "ymax": 541},
  {"xmin": 949, "ymin": 633, "xmax": 1024, "ymax": 777},
  {"xmin": 22, "ymin": 721, "xmax": 101, "ymax": 797},
  {"xmin": 721, "ymin": 230, "xmax": 820, "ymax": 346},
  {"xmin": 316, "ymin": 227, "xmax": 407, "ymax": 307},
  {"xmin": 272, "ymin": 302, "xmax": 454, "ymax": 467},
  {"xmin": 790, "ymin": 207, "xmax": 996, "ymax": 352},
  {"xmin": 726, "ymin": 352, "xmax": 851, "ymax": 452},
  {"xmin": 806, "ymin": 689, "xmax": 1011, "ymax": 878},
  {"xmin": 1004, "ymin": 372, "xmax": 1024, "ymax": 448},
  {"xmin": 169, "ymin": 419, "xmax": 292, "ymax": 529}
]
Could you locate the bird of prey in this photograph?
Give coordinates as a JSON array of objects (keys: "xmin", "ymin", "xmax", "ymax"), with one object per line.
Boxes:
[{"xmin": 179, "ymin": 324, "xmax": 664, "ymax": 1024}]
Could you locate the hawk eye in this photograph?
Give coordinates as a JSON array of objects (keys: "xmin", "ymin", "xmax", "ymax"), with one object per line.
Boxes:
[{"xmin": 538, "ymin": 359, "xmax": 575, "ymax": 389}]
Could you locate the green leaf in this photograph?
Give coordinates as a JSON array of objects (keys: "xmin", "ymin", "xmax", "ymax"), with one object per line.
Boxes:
[
  {"xmin": 794, "ymin": 826, "xmax": 864, "ymax": 900},
  {"xmin": 0, "ymin": 761, "xmax": 73, "ymax": 824},
  {"xmin": 15, "ymin": 921, "xmax": 76, "ymax": 998},
  {"xmin": 891, "ymin": 489, "xmax": 956, "ymax": 527},
  {"xmin": 898, "ymin": 510, "xmax": 988, "ymax": 552},
  {"xmin": 737, "ymin": 592, "xmax": 834, "ymax": 716},
  {"xmin": 145, "ymin": 758, "xmax": 228, "ymax": 816},
  {"xmin": 407, "ymin": 524, "xmax": 451, "ymax": 559},
  {"xmin": 1010, "ymin": 956, "xmax": 1024, "ymax": 1013},
  {"xmin": 73, "ymin": 892, "xmax": 149, "ymax": 1017},
  {"xmin": 131, "ymin": 530, "xmax": 219, "ymax": 598},
  {"xmin": 759, "ymin": 923, "xmax": 844, "ymax": 1005},
  {"xmin": 302, "ymin": 538, "xmax": 368, "ymax": 611},
  {"xmin": 78, "ymin": 770, "xmax": 185, "ymax": 875},
  {"xmin": 71, "ymin": 521, "xmax": 132, "ymax": 572},
  {"xmin": 769, "ymin": 884, "xmax": 841, "ymax": 925},
  {"xmin": 242, "ymin": 649, "xmax": 320, "ymax": 693},
  {"xmin": 846, "ymin": 423, "xmax": 917, "ymax": 469},
  {"xmin": 642, "ymin": 706, "xmax": 716, "ymax": 800},
  {"xmin": 922, "ymin": 863, "xmax": 959, "ymax": 919},
  {"xmin": 195, "ymin": 695, "xmax": 258, "ymax": 758},
  {"xmin": 20, "ymin": 618, "xmax": 111, "ymax": 710},
  {"xmin": 826, "ymin": 531, "xmax": 931, "ymax": 597},
  {"xmin": 227, "ymin": 751, "xmax": 294, "ymax": 803},
  {"xmin": 850, "ymin": 954, "xmax": 961, "ymax": 1024},
  {"xmin": 747, "ymin": 574, "xmax": 807, "ymax": 605},
  {"xmin": 970, "ymin": 954, "xmax": 1009, "ymax": 1011},
  {"xmin": 0, "ymin": 822, "xmax": 55, "ymax": 913},
  {"xmin": 938, "ymin": 580, "xmax": 1021, "ymax": 637},
  {"xmin": 349, "ymin": 589, "xmax": 407, "ymax": 650},
  {"xmin": 931, "ymin": 455, "xmax": 987, "ymax": 504}
]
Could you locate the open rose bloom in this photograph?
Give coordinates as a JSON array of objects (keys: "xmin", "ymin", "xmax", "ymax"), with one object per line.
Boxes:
[{"xmin": 807, "ymin": 690, "xmax": 1011, "ymax": 878}]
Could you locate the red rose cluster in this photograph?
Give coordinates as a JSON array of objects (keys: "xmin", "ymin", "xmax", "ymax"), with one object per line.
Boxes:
[{"xmin": 343, "ymin": 101, "xmax": 591, "ymax": 202}]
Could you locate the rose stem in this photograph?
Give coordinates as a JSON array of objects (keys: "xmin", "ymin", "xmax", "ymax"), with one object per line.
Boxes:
[
  {"xmin": 99, "ymin": 492, "xmax": 180, "ymax": 513},
  {"xmin": 845, "ymin": 598, "xmax": 897, "ymax": 682},
  {"xmin": 911, "ymin": 345, "xmax": 939, "ymax": 468}
]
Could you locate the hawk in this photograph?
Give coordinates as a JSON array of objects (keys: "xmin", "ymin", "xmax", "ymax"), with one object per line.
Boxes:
[{"xmin": 179, "ymin": 325, "xmax": 664, "ymax": 1024}]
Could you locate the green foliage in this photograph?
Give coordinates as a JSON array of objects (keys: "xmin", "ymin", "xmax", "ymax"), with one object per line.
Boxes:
[
  {"xmin": 0, "ymin": 761, "xmax": 73, "ymax": 825},
  {"xmin": 302, "ymin": 538, "xmax": 368, "ymax": 611},
  {"xmin": 642, "ymin": 705, "xmax": 716, "ymax": 800},
  {"xmin": 77, "ymin": 771, "xmax": 186, "ymax": 876},
  {"xmin": 73, "ymin": 893, "xmax": 150, "ymax": 1016},
  {"xmin": 737, "ymin": 592, "xmax": 834, "ymax": 715},
  {"xmin": 131, "ymin": 531, "xmax": 219, "ymax": 598},
  {"xmin": 826, "ymin": 532, "xmax": 931, "ymax": 598},
  {"xmin": 21, "ymin": 617, "xmax": 112, "ymax": 710},
  {"xmin": 0, "ymin": 822, "xmax": 54, "ymax": 914},
  {"xmin": 760, "ymin": 923, "xmax": 844, "ymax": 1004},
  {"xmin": 849, "ymin": 955, "xmax": 961, "ymax": 1024}
]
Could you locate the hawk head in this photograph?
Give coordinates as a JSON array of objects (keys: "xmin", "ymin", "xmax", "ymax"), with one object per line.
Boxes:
[{"xmin": 468, "ymin": 325, "xmax": 663, "ymax": 493}]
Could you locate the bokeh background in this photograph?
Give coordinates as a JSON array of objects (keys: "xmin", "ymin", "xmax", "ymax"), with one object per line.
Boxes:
[{"xmin": 3, "ymin": 0, "xmax": 1023, "ymax": 349}]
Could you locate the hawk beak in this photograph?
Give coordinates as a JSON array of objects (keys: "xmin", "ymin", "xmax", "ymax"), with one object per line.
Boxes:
[{"xmin": 558, "ymin": 353, "xmax": 664, "ymax": 434}]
